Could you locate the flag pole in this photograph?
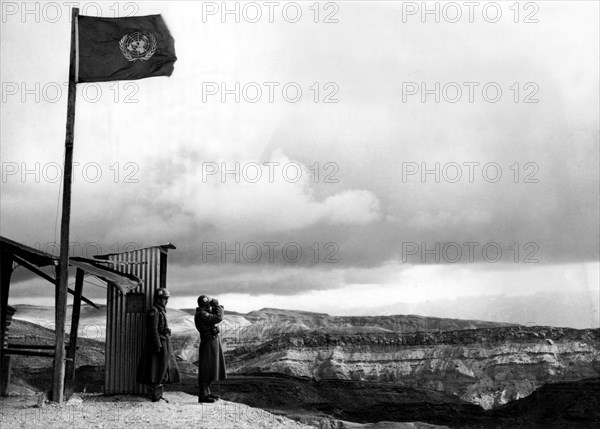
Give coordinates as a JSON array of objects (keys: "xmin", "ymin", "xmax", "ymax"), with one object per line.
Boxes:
[{"xmin": 53, "ymin": 6, "xmax": 79, "ymax": 403}]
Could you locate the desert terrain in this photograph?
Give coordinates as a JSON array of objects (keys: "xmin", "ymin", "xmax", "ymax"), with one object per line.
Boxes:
[{"xmin": 2, "ymin": 305, "xmax": 599, "ymax": 428}]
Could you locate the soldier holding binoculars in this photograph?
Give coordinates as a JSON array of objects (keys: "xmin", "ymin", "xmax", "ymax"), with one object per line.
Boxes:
[{"xmin": 195, "ymin": 295, "xmax": 227, "ymax": 403}]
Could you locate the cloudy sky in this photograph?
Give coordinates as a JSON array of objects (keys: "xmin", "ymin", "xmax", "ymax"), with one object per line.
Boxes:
[{"xmin": 1, "ymin": 1, "xmax": 598, "ymax": 327}]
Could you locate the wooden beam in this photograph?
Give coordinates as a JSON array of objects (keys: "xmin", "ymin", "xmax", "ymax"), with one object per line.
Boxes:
[
  {"xmin": 12, "ymin": 256, "xmax": 99, "ymax": 309},
  {"xmin": 64, "ymin": 268, "xmax": 83, "ymax": 399},
  {"xmin": 3, "ymin": 349, "xmax": 55, "ymax": 358},
  {"xmin": 7, "ymin": 344, "xmax": 57, "ymax": 349},
  {"xmin": 12, "ymin": 254, "xmax": 56, "ymax": 284},
  {"xmin": 1, "ymin": 252, "xmax": 13, "ymax": 395}
]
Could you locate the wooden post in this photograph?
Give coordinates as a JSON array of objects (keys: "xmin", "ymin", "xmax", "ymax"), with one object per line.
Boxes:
[
  {"xmin": 53, "ymin": 6, "xmax": 79, "ymax": 403},
  {"xmin": 0, "ymin": 252, "xmax": 13, "ymax": 395},
  {"xmin": 64, "ymin": 268, "xmax": 84, "ymax": 399}
]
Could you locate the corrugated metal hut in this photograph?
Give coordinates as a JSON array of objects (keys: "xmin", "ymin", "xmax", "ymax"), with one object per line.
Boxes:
[
  {"xmin": 0, "ymin": 236, "xmax": 143, "ymax": 399},
  {"xmin": 94, "ymin": 243, "xmax": 176, "ymax": 395}
]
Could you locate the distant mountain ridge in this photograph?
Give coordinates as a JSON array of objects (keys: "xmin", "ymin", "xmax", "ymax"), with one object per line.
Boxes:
[
  {"xmin": 181, "ymin": 306, "xmax": 512, "ymax": 333},
  {"xmin": 9, "ymin": 304, "xmax": 600, "ymax": 410},
  {"xmin": 363, "ymin": 291, "xmax": 599, "ymax": 329}
]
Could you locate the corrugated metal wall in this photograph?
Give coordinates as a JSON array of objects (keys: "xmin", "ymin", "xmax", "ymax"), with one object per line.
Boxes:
[{"xmin": 103, "ymin": 246, "xmax": 166, "ymax": 395}]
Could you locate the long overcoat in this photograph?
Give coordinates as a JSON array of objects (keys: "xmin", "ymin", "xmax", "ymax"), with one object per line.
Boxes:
[
  {"xmin": 195, "ymin": 305, "xmax": 227, "ymax": 383},
  {"xmin": 137, "ymin": 304, "xmax": 181, "ymax": 385}
]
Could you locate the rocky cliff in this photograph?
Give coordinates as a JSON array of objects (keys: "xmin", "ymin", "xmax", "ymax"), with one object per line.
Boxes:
[{"xmin": 224, "ymin": 326, "xmax": 600, "ymax": 409}]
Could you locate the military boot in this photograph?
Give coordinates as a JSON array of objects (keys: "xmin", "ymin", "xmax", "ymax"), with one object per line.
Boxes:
[{"xmin": 149, "ymin": 385, "xmax": 163, "ymax": 402}]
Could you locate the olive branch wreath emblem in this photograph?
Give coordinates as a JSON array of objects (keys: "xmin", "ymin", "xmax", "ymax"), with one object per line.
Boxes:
[{"xmin": 119, "ymin": 32, "xmax": 158, "ymax": 62}]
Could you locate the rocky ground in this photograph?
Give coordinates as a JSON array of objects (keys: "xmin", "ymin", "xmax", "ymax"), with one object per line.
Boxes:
[{"xmin": 0, "ymin": 392, "xmax": 313, "ymax": 429}]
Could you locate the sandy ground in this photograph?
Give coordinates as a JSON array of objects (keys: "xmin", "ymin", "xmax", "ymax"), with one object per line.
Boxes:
[{"xmin": 0, "ymin": 391, "xmax": 314, "ymax": 429}]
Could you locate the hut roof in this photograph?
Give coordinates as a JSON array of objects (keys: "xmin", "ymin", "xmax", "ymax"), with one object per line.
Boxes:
[{"xmin": 0, "ymin": 235, "xmax": 145, "ymax": 305}]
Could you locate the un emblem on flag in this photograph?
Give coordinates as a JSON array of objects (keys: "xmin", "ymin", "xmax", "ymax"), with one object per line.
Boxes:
[{"xmin": 119, "ymin": 32, "xmax": 157, "ymax": 62}]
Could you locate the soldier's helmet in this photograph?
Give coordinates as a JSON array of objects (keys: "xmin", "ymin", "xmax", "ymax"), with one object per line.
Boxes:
[
  {"xmin": 155, "ymin": 288, "xmax": 171, "ymax": 299},
  {"xmin": 198, "ymin": 295, "xmax": 210, "ymax": 307}
]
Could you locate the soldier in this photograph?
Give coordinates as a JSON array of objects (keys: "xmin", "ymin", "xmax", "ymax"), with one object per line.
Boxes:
[
  {"xmin": 136, "ymin": 287, "xmax": 181, "ymax": 402},
  {"xmin": 195, "ymin": 295, "xmax": 227, "ymax": 403}
]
